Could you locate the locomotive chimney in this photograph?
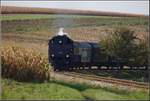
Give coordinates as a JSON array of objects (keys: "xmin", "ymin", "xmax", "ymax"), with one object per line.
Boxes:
[{"xmin": 57, "ymin": 28, "xmax": 69, "ymax": 36}]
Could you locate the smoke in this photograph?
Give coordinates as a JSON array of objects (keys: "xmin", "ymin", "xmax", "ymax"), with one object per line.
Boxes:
[
  {"xmin": 57, "ymin": 27, "xmax": 69, "ymax": 37},
  {"xmin": 51, "ymin": 14, "xmax": 74, "ymax": 29},
  {"xmin": 51, "ymin": 14, "xmax": 74, "ymax": 37},
  {"xmin": 52, "ymin": 14, "xmax": 74, "ymax": 29}
]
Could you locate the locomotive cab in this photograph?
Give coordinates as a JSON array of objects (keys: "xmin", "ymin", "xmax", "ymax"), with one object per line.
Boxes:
[{"xmin": 73, "ymin": 42, "xmax": 91, "ymax": 64}]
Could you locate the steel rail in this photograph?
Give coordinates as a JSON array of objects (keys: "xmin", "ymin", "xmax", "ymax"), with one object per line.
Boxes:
[{"xmin": 56, "ymin": 71, "xmax": 149, "ymax": 90}]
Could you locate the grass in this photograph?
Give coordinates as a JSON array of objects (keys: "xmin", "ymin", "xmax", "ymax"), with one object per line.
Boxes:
[
  {"xmin": 82, "ymin": 88, "xmax": 149, "ymax": 100},
  {"xmin": 2, "ymin": 78, "xmax": 84, "ymax": 100},
  {"xmin": 2, "ymin": 78, "xmax": 149, "ymax": 100}
]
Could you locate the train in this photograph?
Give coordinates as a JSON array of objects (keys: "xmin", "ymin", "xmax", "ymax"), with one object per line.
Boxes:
[{"xmin": 48, "ymin": 28, "xmax": 147, "ymax": 71}]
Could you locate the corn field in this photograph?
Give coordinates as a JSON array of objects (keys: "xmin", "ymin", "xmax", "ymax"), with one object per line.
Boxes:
[{"xmin": 1, "ymin": 46, "xmax": 50, "ymax": 82}]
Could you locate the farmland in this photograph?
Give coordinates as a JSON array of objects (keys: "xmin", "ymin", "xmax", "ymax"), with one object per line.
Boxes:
[
  {"xmin": 2, "ymin": 6, "xmax": 145, "ymax": 17},
  {"xmin": 2, "ymin": 14, "xmax": 148, "ymax": 42},
  {"xmin": 1, "ymin": 6, "xmax": 149, "ymax": 100}
]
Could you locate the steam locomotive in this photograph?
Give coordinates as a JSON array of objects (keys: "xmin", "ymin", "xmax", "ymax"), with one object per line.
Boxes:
[{"xmin": 48, "ymin": 28, "xmax": 147, "ymax": 71}]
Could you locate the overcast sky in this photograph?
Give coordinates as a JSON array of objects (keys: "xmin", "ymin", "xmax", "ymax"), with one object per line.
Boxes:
[{"xmin": 1, "ymin": 1, "xmax": 149, "ymax": 15}]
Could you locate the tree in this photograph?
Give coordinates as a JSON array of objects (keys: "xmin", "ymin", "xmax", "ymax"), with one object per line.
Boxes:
[{"xmin": 100, "ymin": 27, "xmax": 148, "ymax": 66}]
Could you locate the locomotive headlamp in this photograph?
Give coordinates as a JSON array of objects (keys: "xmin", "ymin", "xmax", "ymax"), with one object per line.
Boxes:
[
  {"xmin": 51, "ymin": 54, "xmax": 55, "ymax": 58},
  {"xmin": 51, "ymin": 40, "xmax": 54, "ymax": 44},
  {"xmin": 59, "ymin": 40, "xmax": 62, "ymax": 44},
  {"xmin": 66, "ymin": 54, "xmax": 70, "ymax": 58}
]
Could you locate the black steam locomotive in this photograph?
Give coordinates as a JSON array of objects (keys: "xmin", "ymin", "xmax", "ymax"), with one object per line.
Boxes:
[{"xmin": 48, "ymin": 29, "xmax": 147, "ymax": 71}]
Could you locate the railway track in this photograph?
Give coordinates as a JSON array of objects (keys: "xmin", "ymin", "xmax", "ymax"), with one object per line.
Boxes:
[{"xmin": 56, "ymin": 71, "xmax": 149, "ymax": 90}]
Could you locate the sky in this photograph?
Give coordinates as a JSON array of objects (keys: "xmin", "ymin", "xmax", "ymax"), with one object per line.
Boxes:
[{"xmin": 1, "ymin": 1, "xmax": 149, "ymax": 15}]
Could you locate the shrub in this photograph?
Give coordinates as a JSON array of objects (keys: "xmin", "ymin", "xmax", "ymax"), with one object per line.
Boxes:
[
  {"xmin": 1, "ymin": 46, "xmax": 50, "ymax": 82},
  {"xmin": 100, "ymin": 27, "xmax": 148, "ymax": 66}
]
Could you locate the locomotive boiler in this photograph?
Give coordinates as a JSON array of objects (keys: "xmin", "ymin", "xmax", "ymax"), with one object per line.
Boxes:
[{"xmin": 48, "ymin": 28, "xmax": 126, "ymax": 71}]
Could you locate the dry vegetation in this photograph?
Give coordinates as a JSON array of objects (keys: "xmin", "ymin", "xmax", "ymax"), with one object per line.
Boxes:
[{"xmin": 1, "ymin": 46, "xmax": 50, "ymax": 82}]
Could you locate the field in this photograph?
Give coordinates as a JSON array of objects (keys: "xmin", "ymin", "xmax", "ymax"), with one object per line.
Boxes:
[
  {"xmin": 2, "ymin": 14, "xmax": 148, "ymax": 45},
  {"xmin": 2, "ymin": 6, "xmax": 145, "ymax": 17},
  {"xmin": 1, "ymin": 12, "xmax": 149, "ymax": 100},
  {"xmin": 2, "ymin": 14, "xmax": 148, "ymax": 64}
]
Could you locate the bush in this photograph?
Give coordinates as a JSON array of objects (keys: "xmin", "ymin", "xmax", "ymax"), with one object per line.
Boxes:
[
  {"xmin": 1, "ymin": 46, "xmax": 50, "ymax": 82},
  {"xmin": 100, "ymin": 27, "xmax": 148, "ymax": 66}
]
